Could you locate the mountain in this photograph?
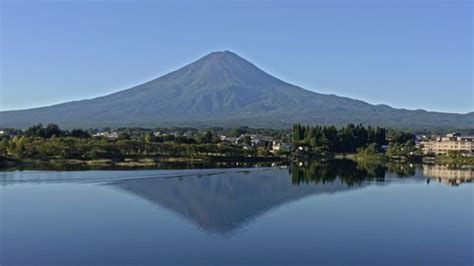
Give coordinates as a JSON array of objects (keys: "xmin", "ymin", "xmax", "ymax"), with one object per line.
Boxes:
[{"xmin": 0, "ymin": 50, "xmax": 472, "ymax": 129}]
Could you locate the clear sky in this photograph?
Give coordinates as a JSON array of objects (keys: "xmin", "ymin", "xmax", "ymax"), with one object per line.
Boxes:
[{"xmin": 1, "ymin": 0, "xmax": 472, "ymax": 113}]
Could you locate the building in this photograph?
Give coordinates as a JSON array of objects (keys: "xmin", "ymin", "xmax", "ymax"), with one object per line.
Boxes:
[
  {"xmin": 250, "ymin": 134, "xmax": 271, "ymax": 147},
  {"xmin": 421, "ymin": 133, "xmax": 473, "ymax": 156},
  {"xmin": 220, "ymin": 135, "xmax": 240, "ymax": 144},
  {"xmin": 271, "ymin": 141, "xmax": 291, "ymax": 152},
  {"xmin": 93, "ymin": 131, "xmax": 119, "ymax": 139}
]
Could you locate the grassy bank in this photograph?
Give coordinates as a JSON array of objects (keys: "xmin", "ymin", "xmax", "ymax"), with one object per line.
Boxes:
[
  {"xmin": 0, "ymin": 155, "xmax": 285, "ymax": 171},
  {"xmin": 433, "ymin": 155, "xmax": 474, "ymax": 165}
]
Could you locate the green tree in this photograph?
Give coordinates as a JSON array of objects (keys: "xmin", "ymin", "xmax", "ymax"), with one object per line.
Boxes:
[{"xmin": 144, "ymin": 132, "xmax": 154, "ymax": 143}]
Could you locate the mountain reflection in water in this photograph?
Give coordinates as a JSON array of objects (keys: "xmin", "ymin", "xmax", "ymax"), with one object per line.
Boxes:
[
  {"xmin": 2, "ymin": 159, "xmax": 472, "ymax": 266},
  {"xmin": 2, "ymin": 159, "xmax": 470, "ymax": 237},
  {"xmin": 108, "ymin": 168, "xmax": 366, "ymax": 235},
  {"xmin": 107, "ymin": 160, "xmax": 428, "ymax": 235}
]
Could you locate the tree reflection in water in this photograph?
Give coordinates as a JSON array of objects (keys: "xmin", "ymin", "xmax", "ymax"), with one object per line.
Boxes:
[{"xmin": 290, "ymin": 159, "xmax": 418, "ymax": 186}]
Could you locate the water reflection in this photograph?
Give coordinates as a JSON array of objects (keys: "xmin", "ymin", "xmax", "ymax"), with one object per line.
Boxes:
[
  {"xmin": 289, "ymin": 159, "xmax": 419, "ymax": 186},
  {"xmin": 423, "ymin": 164, "xmax": 473, "ymax": 186},
  {"xmin": 2, "ymin": 160, "xmax": 472, "ymax": 265},
  {"xmin": 2, "ymin": 160, "xmax": 471, "ymax": 236},
  {"xmin": 107, "ymin": 168, "xmax": 366, "ymax": 235},
  {"xmin": 289, "ymin": 160, "xmax": 385, "ymax": 186},
  {"xmin": 104, "ymin": 160, "xmax": 474, "ymax": 235}
]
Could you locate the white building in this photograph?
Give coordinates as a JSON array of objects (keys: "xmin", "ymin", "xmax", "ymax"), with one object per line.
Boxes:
[
  {"xmin": 93, "ymin": 131, "xmax": 119, "ymax": 139},
  {"xmin": 272, "ymin": 141, "xmax": 291, "ymax": 152},
  {"xmin": 421, "ymin": 133, "xmax": 473, "ymax": 156}
]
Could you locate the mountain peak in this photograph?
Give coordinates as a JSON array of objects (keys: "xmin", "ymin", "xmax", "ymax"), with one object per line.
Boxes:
[
  {"xmin": 197, "ymin": 50, "xmax": 245, "ymax": 65},
  {"xmin": 205, "ymin": 50, "xmax": 238, "ymax": 58},
  {"xmin": 176, "ymin": 50, "xmax": 279, "ymax": 88}
]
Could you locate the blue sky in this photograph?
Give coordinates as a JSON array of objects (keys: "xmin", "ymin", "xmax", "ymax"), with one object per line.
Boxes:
[{"xmin": 1, "ymin": 0, "xmax": 472, "ymax": 113}]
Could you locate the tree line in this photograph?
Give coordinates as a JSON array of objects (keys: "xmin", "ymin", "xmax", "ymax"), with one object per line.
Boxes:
[
  {"xmin": 23, "ymin": 124, "xmax": 91, "ymax": 139},
  {"xmin": 0, "ymin": 124, "xmax": 274, "ymax": 160},
  {"xmin": 292, "ymin": 123, "xmax": 415, "ymax": 153},
  {"xmin": 1, "ymin": 137, "xmax": 262, "ymax": 160},
  {"xmin": 0, "ymin": 123, "xmax": 418, "ymax": 161}
]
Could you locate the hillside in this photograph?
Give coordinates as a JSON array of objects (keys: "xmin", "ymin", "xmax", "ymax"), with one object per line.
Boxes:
[{"xmin": 0, "ymin": 51, "xmax": 472, "ymax": 129}]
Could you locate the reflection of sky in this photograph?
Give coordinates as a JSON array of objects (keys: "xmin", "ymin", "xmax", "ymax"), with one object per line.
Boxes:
[
  {"xmin": 1, "ymin": 168, "xmax": 472, "ymax": 265},
  {"xmin": 0, "ymin": 168, "xmax": 258, "ymax": 186}
]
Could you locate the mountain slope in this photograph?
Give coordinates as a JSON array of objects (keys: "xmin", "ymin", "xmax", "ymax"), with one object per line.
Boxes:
[{"xmin": 0, "ymin": 51, "xmax": 472, "ymax": 129}]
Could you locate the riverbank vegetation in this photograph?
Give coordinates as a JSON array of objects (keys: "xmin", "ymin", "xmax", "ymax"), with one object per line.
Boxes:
[
  {"xmin": 433, "ymin": 151, "xmax": 474, "ymax": 165},
  {"xmin": 0, "ymin": 133, "xmax": 265, "ymax": 161},
  {"xmin": 0, "ymin": 123, "xmax": 472, "ymax": 169}
]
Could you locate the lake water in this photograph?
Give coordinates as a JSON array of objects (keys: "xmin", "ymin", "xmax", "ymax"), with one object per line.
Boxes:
[{"xmin": 1, "ymin": 162, "xmax": 472, "ymax": 265}]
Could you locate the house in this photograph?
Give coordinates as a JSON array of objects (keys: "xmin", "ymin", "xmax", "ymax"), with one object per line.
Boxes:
[
  {"xmin": 272, "ymin": 141, "xmax": 291, "ymax": 152},
  {"xmin": 421, "ymin": 133, "xmax": 473, "ymax": 156},
  {"xmin": 220, "ymin": 136, "xmax": 240, "ymax": 144},
  {"xmin": 249, "ymin": 134, "xmax": 272, "ymax": 148},
  {"xmin": 93, "ymin": 131, "xmax": 119, "ymax": 139}
]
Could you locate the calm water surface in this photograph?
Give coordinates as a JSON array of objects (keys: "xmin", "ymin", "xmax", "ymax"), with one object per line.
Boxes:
[{"xmin": 1, "ymin": 163, "xmax": 472, "ymax": 265}]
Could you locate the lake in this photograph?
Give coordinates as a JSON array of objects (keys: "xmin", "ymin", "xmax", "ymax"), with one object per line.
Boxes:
[{"xmin": 1, "ymin": 161, "xmax": 472, "ymax": 265}]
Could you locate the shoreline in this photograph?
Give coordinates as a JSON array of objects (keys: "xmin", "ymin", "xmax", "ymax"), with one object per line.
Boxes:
[
  {"xmin": 1, "ymin": 153, "xmax": 473, "ymax": 171},
  {"xmin": 0, "ymin": 155, "xmax": 286, "ymax": 171}
]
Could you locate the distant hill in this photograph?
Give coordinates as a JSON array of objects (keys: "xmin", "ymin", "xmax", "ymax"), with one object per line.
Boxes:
[{"xmin": 0, "ymin": 50, "xmax": 472, "ymax": 129}]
